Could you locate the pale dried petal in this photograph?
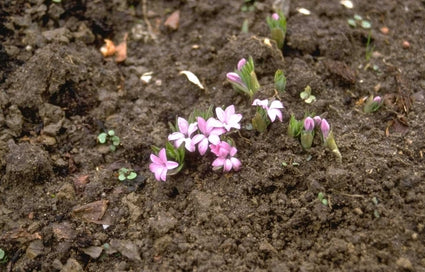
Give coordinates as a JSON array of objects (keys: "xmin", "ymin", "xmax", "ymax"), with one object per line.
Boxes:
[{"xmin": 179, "ymin": 71, "xmax": 204, "ymax": 89}]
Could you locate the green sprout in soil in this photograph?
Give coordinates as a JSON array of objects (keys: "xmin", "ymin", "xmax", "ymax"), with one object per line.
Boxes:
[
  {"xmin": 347, "ymin": 14, "xmax": 371, "ymax": 29},
  {"xmin": 363, "ymin": 95, "xmax": 383, "ymax": 113},
  {"xmin": 301, "ymin": 117, "xmax": 315, "ymax": 150},
  {"xmin": 318, "ymin": 192, "xmax": 328, "ymax": 206},
  {"xmin": 365, "ymin": 31, "xmax": 375, "ymax": 62},
  {"xmin": 266, "ymin": 11, "xmax": 287, "ymax": 49},
  {"xmin": 226, "ymin": 56, "xmax": 260, "ymax": 99},
  {"xmin": 0, "ymin": 248, "xmax": 7, "ymax": 264},
  {"xmin": 300, "ymin": 85, "xmax": 316, "ymax": 104},
  {"xmin": 274, "ymin": 69, "xmax": 286, "ymax": 94},
  {"xmin": 287, "ymin": 114, "xmax": 303, "ymax": 138},
  {"xmin": 118, "ymin": 168, "xmax": 137, "ymax": 181},
  {"xmin": 97, "ymin": 130, "xmax": 120, "ymax": 151},
  {"xmin": 241, "ymin": 0, "xmax": 256, "ymax": 12}
]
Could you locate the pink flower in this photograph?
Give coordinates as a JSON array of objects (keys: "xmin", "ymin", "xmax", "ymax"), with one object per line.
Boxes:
[
  {"xmin": 215, "ymin": 105, "xmax": 242, "ymax": 131},
  {"xmin": 304, "ymin": 117, "xmax": 315, "ymax": 132},
  {"xmin": 237, "ymin": 58, "xmax": 247, "ymax": 70},
  {"xmin": 226, "ymin": 72, "xmax": 244, "ymax": 85},
  {"xmin": 210, "ymin": 142, "xmax": 241, "ymax": 172},
  {"xmin": 313, "ymin": 116, "xmax": 322, "ymax": 127},
  {"xmin": 168, "ymin": 117, "xmax": 198, "ymax": 152},
  {"xmin": 321, "ymin": 119, "xmax": 330, "ymax": 139},
  {"xmin": 149, "ymin": 148, "xmax": 178, "ymax": 182},
  {"xmin": 252, "ymin": 99, "xmax": 284, "ymax": 122},
  {"xmin": 373, "ymin": 96, "xmax": 382, "ymax": 103},
  {"xmin": 192, "ymin": 117, "xmax": 226, "ymax": 155},
  {"xmin": 272, "ymin": 13, "xmax": 279, "ymax": 20}
]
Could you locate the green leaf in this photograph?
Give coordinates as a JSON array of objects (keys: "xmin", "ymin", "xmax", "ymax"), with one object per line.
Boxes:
[
  {"xmin": 110, "ymin": 145, "xmax": 116, "ymax": 152},
  {"xmin": 354, "ymin": 14, "xmax": 362, "ymax": 21},
  {"xmin": 98, "ymin": 133, "xmax": 107, "ymax": 144},
  {"xmin": 347, "ymin": 18, "xmax": 356, "ymax": 27},
  {"xmin": 361, "ymin": 20, "xmax": 371, "ymax": 29},
  {"xmin": 127, "ymin": 172, "xmax": 137, "ymax": 180},
  {"xmin": 111, "ymin": 136, "xmax": 120, "ymax": 146},
  {"xmin": 300, "ymin": 91, "xmax": 309, "ymax": 100},
  {"xmin": 0, "ymin": 249, "xmax": 5, "ymax": 259},
  {"xmin": 118, "ymin": 174, "xmax": 126, "ymax": 181},
  {"xmin": 108, "ymin": 130, "xmax": 115, "ymax": 136}
]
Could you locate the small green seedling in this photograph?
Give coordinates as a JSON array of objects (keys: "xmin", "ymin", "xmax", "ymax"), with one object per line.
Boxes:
[
  {"xmin": 365, "ymin": 31, "xmax": 375, "ymax": 61},
  {"xmin": 318, "ymin": 192, "xmax": 328, "ymax": 206},
  {"xmin": 281, "ymin": 161, "xmax": 300, "ymax": 167},
  {"xmin": 241, "ymin": 0, "xmax": 256, "ymax": 12},
  {"xmin": 98, "ymin": 130, "xmax": 120, "ymax": 151},
  {"xmin": 0, "ymin": 248, "xmax": 7, "ymax": 264},
  {"xmin": 300, "ymin": 85, "xmax": 316, "ymax": 104},
  {"xmin": 274, "ymin": 69, "xmax": 287, "ymax": 94},
  {"xmin": 347, "ymin": 14, "xmax": 371, "ymax": 29},
  {"xmin": 118, "ymin": 168, "xmax": 137, "ymax": 181},
  {"xmin": 287, "ymin": 114, "xmax": 303, "ymax": 138}
]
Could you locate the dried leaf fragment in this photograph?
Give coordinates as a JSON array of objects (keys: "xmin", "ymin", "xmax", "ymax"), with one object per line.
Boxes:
[
  {"xmin": 115, "ymin": 33, "xmax": 128, "ymax": 63},
  {"xmin": 72, "ymin": 199, "xmax": 109, "ymax": 224},
  {"xmin": 100, "ymin": 39, "xmax": 116, "ymax": 57},
  {"xmin": 164, "ymin": 10, "xmax": 180, "ymax": 30},
  {"xmin": 179, "ymin": 71, "xmax": 204, "ymax": 89}
]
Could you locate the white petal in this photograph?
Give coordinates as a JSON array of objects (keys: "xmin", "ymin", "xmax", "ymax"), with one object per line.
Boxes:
[{"xmin": 179, "ymin": 71, "xmax": 204, "ymax": 89}]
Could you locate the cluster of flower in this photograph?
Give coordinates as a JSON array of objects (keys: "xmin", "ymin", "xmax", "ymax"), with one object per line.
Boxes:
[
  {"xmin": 149, "ymin": 101, "xmax": 285, "ymax": 181},
  {"xmin": 149, "ymin": 105, "xmax": 243, "ymax": 181}
]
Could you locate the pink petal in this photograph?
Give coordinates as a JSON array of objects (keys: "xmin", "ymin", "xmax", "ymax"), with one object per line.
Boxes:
[
  {"xmin": 198, "ymin": 139, "xmax": 209, "ymax": 155},
  {"xmin": 212, "ymin": 157, "xmax": 225, "ymax": 167},
  {"xmin": 208, "ymin": 134, "xmax": 221, "ymax": 145},
  {"xmin": 185, "ymin": 140, "xmax": 196, "ymax": 152},
  {"xmin": 215, "ymin": 107, "xmax": 225, "ymax": 122},
  {"xmin": 230, "ymin": 146, "xmax": 238, "ymax": 157},
  {"xmin": 225, "ymin": 105, "xmax": 235, "ymax": 115},
  {"xmin": 223, "ymin": 159, "xmax": 233, "ymax": 172},
  {"xmin": 159, "ymin": 167, "xmax": 168, "ymax": 181},
  {"xmin": 192, "ymin": 134, "xmax": 205, "ymax": 145},
  {"xmin": 206, "ymin": 117, "xmax": 223, "ymax": 131},
  {"xmin": 150, "ymin": 164, "xmax": 163, "ymax": 181},
  {"xmin": 270, "ymin": 100, "xmax": 284, "ymax": 109},
  {"xmin": 166, "ymin": 161, "xmax": 179, "ymax": 170},
  {"xmin": 252, "ymin": 99, "xmax": 269, "ymax": 109},
  {"xmin": 230, "ymin": 157, "xmax": 241, "ymax": 171},
  {"xmin": 197, "ymin": 117, "xmax": 207, "ymax": 134},
  {"xmin": 177, "ymin": 117, "xmax": 189, "ymax": 134},
  {"xmin": 150, "ymin": 154, "xmax": 162, "ymax": 165},
  {"xmin": 168, "ymin": 132, "xmax": 184, "ymax": 141},
  {"xmin": 158, "ymin": 148, "xmax": 168, "ymax": 163},
  {"xmin": 187, "ymin": 122, "xmax": 198, "ymax": 136}
]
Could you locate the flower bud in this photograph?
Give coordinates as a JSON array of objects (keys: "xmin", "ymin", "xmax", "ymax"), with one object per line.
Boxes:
[
  {"xmin": 304, "ymin": 117, "xmax": 315, "ymax": 132},
  {"xmin": 237, "ymin": 58, "xmax": 247, "ymax": 70},
  {"xmin": 226, "ymin": 72, "xmax": 243, "ymax": 85},
  {"xmin": 272, "ymin": 13, "xmax": 279, "ymax": 20},
  {"xmin": 373, "ymin": 96, "xmax": 382, "ymax": 103},
  {"xmin": 321, "ymin": 119, "xmax": 330, "ymax": 139},
  {"xmin": 313, "ymin": 116, "xmax": 322, "ymax": 127}
]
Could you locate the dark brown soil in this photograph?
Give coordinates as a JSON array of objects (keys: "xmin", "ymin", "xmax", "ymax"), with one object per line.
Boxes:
[{"xmin": 1, "ymin": 0, "xmax": 425, "ymax": 271}]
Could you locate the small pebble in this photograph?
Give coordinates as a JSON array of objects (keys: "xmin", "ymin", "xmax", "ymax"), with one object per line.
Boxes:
[
  {"xmin": 380, "ymin": 27, "xmax": 389, "ymax": 34},
  {"xmin": 402, "ymin": 40, "xmax": 410, "ymax": 49}
]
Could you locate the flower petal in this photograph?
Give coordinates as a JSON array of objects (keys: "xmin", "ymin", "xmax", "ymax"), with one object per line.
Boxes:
[
  {"xmin": 192, "ymin": 134, "xmax": 205, "ymax": 145},
  {"xmin": 159, "ymin": 167, "xmax": 168, "ymax": 181},
  {"xmin": 166, "ymin": 161, "xmax": 179, "ymax": 170},
  {"xmin": 177, "ymin": 117, "xmax": 189, "ymax": 134},
  {"xmin": 223, "ymin": 159, "xmax": 233, "ymax": 172},
  {"xmin": 168, "ymin": 132, "xmax": 184, "ymax": 141},
  {"xmin": 215, "ymin": 107, "xmax": 225, "ymax": 123},
  {"xmin": 198, "ymin": 139, "xmax": 209, "ymax": 155},
  {"xmin": 270, "ymin": 100, "xmax": 284, "ymax": 109},
  {"xmin": 197, "ymin": 117, "xmax": 207, "ymax": 134},
  {"xmin": 187, "ymin": 122, "xmax": 198, "ymax": 137},
  {"xmin": 150, "ymin": 154, "xmax": 162, "ymax": 165},
  {"xmin": 208, "ymin": 134, "xmax": 221, "ymax": 145},
  {"xmin": 158, "ymin": 148, "xmax": 167, "ymax": 163},
  {"xmin": 212, "ymin": 157, "xmax": 225, "ymax": 167},
  {"xmin": 231, "ymin": 157, "xmax": 241, "ymax": 171}
]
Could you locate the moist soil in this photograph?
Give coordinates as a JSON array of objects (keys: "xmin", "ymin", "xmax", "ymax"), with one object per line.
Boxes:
[{"xmin": 1, "ymin": 0, "xmax": 425, "ymax": 271}]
